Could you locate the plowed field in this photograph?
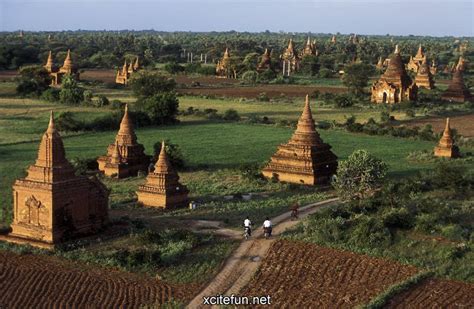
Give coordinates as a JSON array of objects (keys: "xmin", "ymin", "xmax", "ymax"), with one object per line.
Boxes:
[
  {"xmin": 0, "ymin": 250, "xmax": 194, "ymax": 308},
  {"xmin": 241, "ymin": 240, "xmax": 419, "ymax": 308},
  {"xmin": 386, "ymin": 278, "xmax": 474, "ymax": 308}
]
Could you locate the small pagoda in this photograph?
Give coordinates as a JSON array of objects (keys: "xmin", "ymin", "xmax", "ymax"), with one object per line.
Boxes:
[
  {"xmin": 415, "ymin": 58, "xmax": 435, "ymax": 89},
  {"xmin": 44, "ymin": 49, "xmax": 79, "ymax": 86},
  {"xmin": 456, "ymin": 56, "xmax": 467, "ymax": 72},
  {"xmin": 136, "ymin": 141, "xmax": 189, "ymax": 209},
  {"xmin": 116, "ymin": 57, "xmax": 140, "ymax": 85},
  {"xmin": 301, "ymin": 37, "xmax": 317, "ymax": 57},
  {"xmin": 441, "ymin": 69, "xmax": 472, "ymax": 102},
  {"xmin": 371, "ymin": 45, "xmax": 417, "ymax": 104},
  {"xmin": 407, "ymin": 44, "xmax": 426, "ymax": 72},
  {"xmin": 434, "ymin": 118, "xmax": 460, "ymax": 158},
  {"xmin": 97, "ymin": 104, "xmax": 150, "ymax": 178},
  {"xmin": 216, "ymin": 48, "xmax": 235, "ymax": 78},
  {"xmin": 6, "ymin": 112, "xmax": 109, "ymax": 247},
  {"xmin": 262, "ymin": 95, "xmax": 338, "ymax": 185},
  {"xmin": 257, "ymin": 49, "xmax": 272, "ymax": 72},
  {"xmin": 281, "ymin": 39, "xmax": 300, "ymax": 76},
  {"xmin": 376, "ymin": 57, "xmax": 384, "ymax": 70}
]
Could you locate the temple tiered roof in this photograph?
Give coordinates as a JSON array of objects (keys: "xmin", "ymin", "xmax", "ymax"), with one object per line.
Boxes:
[
  {"xmin": 262, "ymin": 95, "xmax": 337, "ymax": 185},
  {"xmin": 434, "ymin": 118, "xmax": 460, "ymax": 158},
  {"xmin": 415, "ymin": 58, "xmax": 435, "ymax": 89},
  {"xmin": 136, "ymin": 141, "xmax": 189, "ymax": 209},
  {"xmin": 441, "ymin": 69, "xmax": 472, "ymax": 102}
]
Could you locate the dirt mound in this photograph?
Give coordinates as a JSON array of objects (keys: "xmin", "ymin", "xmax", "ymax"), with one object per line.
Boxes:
[
  {"xmin": 0, "ymin": 250, "xmax": 194, "ymax": 308},
  {"xmin": 240, "ymin": 240, "xmax": 419, "ymax": 308},
  {"xmin": 386, "ymin": 278, "xmax": 474, "ymax": 308}
]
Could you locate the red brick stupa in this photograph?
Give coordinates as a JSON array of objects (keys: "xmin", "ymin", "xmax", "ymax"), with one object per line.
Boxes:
[
  {"xmin": 136, "ymin": 141, "xmax": 189, "ymax": 209},
  {"xmin": 262, "ymin": 95, "xmax": 338, "ymax": 185},
  {"xmin": 97, "ymin": 104, "xmax": 150, "ymax": 178},
  {"xmin": 434, "ymin": 118, "xmax": 460, "ymax": 158},
  {"xmin": 6, "ymin": 112, "xmax": 109, "ymax": 247}
]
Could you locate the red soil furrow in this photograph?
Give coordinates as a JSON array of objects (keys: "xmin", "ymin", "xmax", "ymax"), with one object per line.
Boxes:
[
  {"xmin": 0, "ymin": 251, "xmax": 193, "ymax": 308},
  {"xmin": 241, "ymin": 240, "xmax": 420, "ymax": 308}
]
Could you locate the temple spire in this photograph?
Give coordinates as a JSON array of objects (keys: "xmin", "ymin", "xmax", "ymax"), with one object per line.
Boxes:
[
  {"xmin": 416, "ymin": 44, "xmax": 423, "ymax": 57},
  {"xmin": 154, "ymin": 141, "xmax": 172, "ymax": 173},
  {"xmin": 47, "ymin": 110, "xmax": 57, "ymax": 135},
  {"xmin": 394, "ymin": 45, "xmax": 400, "ymax": 54},
  {"xmin": 115, "ymin": 104, "xmax": 137, "ymax": 145},
  {"xmin": 444, "ymin": 117, "xmax": 451, "ymax": 136}
]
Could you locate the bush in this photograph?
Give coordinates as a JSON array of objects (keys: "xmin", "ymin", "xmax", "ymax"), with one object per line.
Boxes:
[
  {"xmin": 334, "ymin": 94, "xmax": 354, "ymax": 108},
  {"xmin": 55, "ymin": 112, "xmax": 84, "ymax": 132},
  {"xmin": 241, "ymin": 70, "xmax": 258, "ymax": 85},
  {"xmin": 83, "ymin": 90, "xmax": 93, "ymax": 104},
  {"xmin": 16, "ymin": 65, "xmax": 51, "ymax": 97},
  {"xmin": 332, "ymin": 149, "xmax": 388, "ymax": 201},
  {"xmin": 350, "ymin": 215, "xmax": 392, "ymax": 247},
  {"xmin": 40, "ymin": 88, "xmax": 60, "ymax": 102},
  {"xmin": 258, "ymin": 69, "xmax": 276, "ymax": 83},
  {"xmin": 59, "ymin": 75, "xmax": 84, "ymax": 105},
  {"xmin": 95, "ymin": 95, "xmax": 109, "ymax": 107},
  {"xmin": 382, "ymin": 207, "xmax": 413, "ymax": 229},
  {"xmin": 256, "ymin": 92, "xmax": 270, "ymax": 102},
  {"xmin": 318, "ymin": 68, "xmax": 333, "ymax": 78},
  {"xmin": 136, "ymin": 92, "xmax": 179, "ymax": 125},
  {"xmin": 223, "ymin": 109, "xmax": 240, "ymax": 121},
  {"xmin": 111, "ymin": 99, "xmax": 124, "ymax": 110},
  {"xmin": 153, "ymin": 140, "xmax": 185, "ymax": 169},
  {"xmin": 129, "ymin": 71, "xmax": 176, "ymax": 99},
  {"xmin": 164, "ymin": 62, "xmax": 184, "ymax": 74}
]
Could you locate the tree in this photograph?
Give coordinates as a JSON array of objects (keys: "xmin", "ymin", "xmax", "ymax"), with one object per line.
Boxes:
[
  {"xmin": 136, "ymin": 92, "xmax": 179, "ymax": 125},
  {"xmin": 129, "ymin": 71, "xmax": 176, "ymax": 99},
  {"xmin": 16, "ymin": 65, "xmax": 51, "ymax": 97},
  {"xmin": 342, "ymin": 63, "xmax": 375, "ymax": 95},
  {"xmin": 332, "ymin": 149, "xmax": 387, "ymax": 201},
  {"xmin": 59, "ymin": 75, "xmax": 84, "ymax": 105},
  {"xmin": 299, "ymin": 55, "xmax": 320, "ymax": 76},
  {"xmin": 241, "ymin": 70, "xmax": 258, "ymax": 85}
]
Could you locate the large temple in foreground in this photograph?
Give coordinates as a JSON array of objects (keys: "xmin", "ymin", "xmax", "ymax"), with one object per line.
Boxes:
[
  {"xmin": 262, "ymin": 95, "xmax": 338, "ymax": 185},
  {"xmin": 97, "ymin": 104, "xmax": 150, "ymax": 178},
  {"xmin": 136, "ymin": 141, "xmax": 189, "ymax": 209},
  {"xmin": 5, "ymin": 112, "xmax": 109, "ymax": 247},
  {"xmin": 371, "ymin": 45, "xmax": 417, "ymax": 104},
  {"xmin": 434, "ymin": 118, "xmax": 460, "ymax": 158},
  {"xmin": 441, "ymin": 69, "xmax": 472, "ymax": 103},
  {"xmin": 44, "ymin": 49, "xmax": 79, "ymax": 86}
]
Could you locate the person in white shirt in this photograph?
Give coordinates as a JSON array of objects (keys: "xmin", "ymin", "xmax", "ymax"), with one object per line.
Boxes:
[
  {"xmin": 263, "ymin": 217, "xmax": 272, "ymax": 237},
  {"xmin": 244, "ymin": 216, "xmax": 252, "ymax": 236}
]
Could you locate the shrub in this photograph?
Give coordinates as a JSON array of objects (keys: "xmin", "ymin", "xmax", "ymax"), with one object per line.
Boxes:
[
  {"xmin": 111, "ymin": 99, "xmax": 124, "ymax": 110},
  {"xmin": 318, "ymin": 68, "xmax": 333, "ymax": 78},
  {"xmin": 350, "ymin": 215, "xmax": 392, "ymax": 247},
  {"xmin": 382, "ymin": 207, "xmax": 413, "ymax": 229},
  {"xmin": 40, "ymin": 88, "xmax": 60, "ymax": 102},
  {"xmin": 223, "ymin": 109, "xmax": 240, "ymax": 121},
  {"xmin": 95, "ymin": 95, "xmax": 109, "ymax": 107},
  {"xmin": 59, "ymin": 75, "xmax": 84, "ymax": 105},
  {"xmin": 256, "ymin": 92, "xmax": 270, "ymax": 102},
  {"xmin": 258, "ymin": 69, "xmax": 276, "ymax": 83},
  {"xmin": 16, "ymin": 65, "xmax": 51, "ymax": 97},
  {"xmin": 55, "ymin": 112, "xmax": 84, "ymax": 132},
  {"xmin": 136, "ymin": 92, "xmax": 179, "ymax": 125},
  {"xmin": 83, "ymin": 90, "xmax": 93, "ymax": 104},
  {"xmin": 164, "ymin": 62, "xmax": 184, "ymax": 74},
  {"xmin": 129, "ymin": 71, "xmax": 176, "ymax": 99},
  {"xmin": 241, "ymin": 70, "xmax": 258, "ymax": 85},
  {"xmin": 332, "ymin": 149, "xmax": 388, "ymax": 201}
]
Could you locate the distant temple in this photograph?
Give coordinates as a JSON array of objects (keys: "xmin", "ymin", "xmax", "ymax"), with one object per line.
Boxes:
[
  {"xmin": 97, "ymin": 104, "xmax": 150, "ymax": 178},
  {"xmin": 331, "ymin": 35, "xmax": 337, "ymax": 44},
  {"xmin": 434, "ymin": 118, "xmax": 460, "ymax": 158},
  {"xmin": 6, "ymin": 112, "xmax": 108, "ymax": 247},
  {"xmin": 415, "ymin": 58, "xmax": 435, "ymax": 89},
  {"xmin": 44, "ymin": 49, "xmax": 79, "ymax": 86},
  {"xmin": 301, "ymin": 37, "xmax": 317, "ymax": 57},
  {"xmin": 216, "ymin": 48, "xmax": 236, "ymax": 78},
  {"xmin": 407, "ymin": 44, "xmax": 426, "ymax": 73},
  {"xmin": 257, "ymin": 48, "xmax": 272, "ymax": 72},
  {"xmin": 262, "ymin": 95, "xmax": 338, "ymax": 185},
  {"xmin": 456, "ymin": 56, "xmax": 467, "ymax": 72},
  {"xmin": 371, "ymin": 45, "xmax": 417, "ymax": 104},
  {"xmin": 430, "ymin": 60, "xmax": 438, "ymax": 75},
  {"xmin": 136, "ymin": 141, "xmax": 189, "ymax": 209},
  {"xmin": 376, "ymin": 57, "xmax": 384, "ymax": 70},
  {"xmin": 281, "ymin": 39, "xmax": 300, "ymax": 76},
  {"xmin": 441, "ymin": 69, "xmax": 472, "ymax": 103},
  {"xmin": 116, "ymin": 57, "xmax": 140, "ymax": 85}
]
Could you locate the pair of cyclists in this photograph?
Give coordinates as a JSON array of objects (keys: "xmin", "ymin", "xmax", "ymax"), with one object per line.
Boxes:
[{"xmin": 243, "ymin": 216, "xmax": 272, "ymax": 239}]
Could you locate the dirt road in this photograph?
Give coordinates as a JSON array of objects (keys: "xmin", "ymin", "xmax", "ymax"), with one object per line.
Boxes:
[{"xmin": 186, "ymin": 197, "xmax": 339, "ymax": 308}]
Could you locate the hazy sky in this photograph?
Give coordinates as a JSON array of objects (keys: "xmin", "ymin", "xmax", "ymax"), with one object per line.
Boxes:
[{"xmin": 1, "ymin": 0, "xmax": 473, "ymax": 36}]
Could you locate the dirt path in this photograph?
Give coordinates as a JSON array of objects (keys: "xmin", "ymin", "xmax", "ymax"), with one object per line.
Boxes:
[{"xmin": 186, "ymin": 198, "xmax": 339, "ymax": 308}]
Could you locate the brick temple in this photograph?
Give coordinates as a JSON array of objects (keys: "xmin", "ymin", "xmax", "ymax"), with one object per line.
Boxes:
[
  {"xmin": 262, "ymin": 95, "xmax": 338, "ymax": 185},
  {"xmin": 434, "ymin": 118, "xmax": 460, "ymax": 158},
  {"xmin": 97, "ymin": 104, "xmax": 150, "ymax": 178},
  {"xmin": 44, "ymin": 49, "xmax": 79, "ymax": 86},
  {"xmin": 415, "ymin": 58, "xmax": 435, "ymax": 89},
  {"xmin": 136, "ymin": 141, "xmax": 189, "ymax": 209},
  {"xmin": 6, "ymin": 112, "xmax": 109, "ymax": 247},
  {"xmin": 116, "ymin": 57, "xmax": 140, "ymax": 85},
  {"xmin": 441, "ymin": 69, "xmax": 472, "ymax": 103}
]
